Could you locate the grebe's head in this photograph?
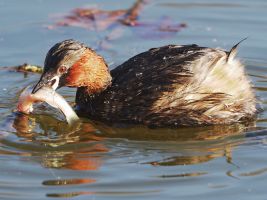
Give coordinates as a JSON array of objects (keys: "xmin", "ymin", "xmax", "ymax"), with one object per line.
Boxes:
[{"xmin": 32, "ymin": 39, "xmax": 111, "ymax": 94}]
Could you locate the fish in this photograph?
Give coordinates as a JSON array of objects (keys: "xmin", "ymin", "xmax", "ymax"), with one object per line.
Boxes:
[{"xmin": 17, "ymin": 85, "xmax": 79, "ymax": 125}]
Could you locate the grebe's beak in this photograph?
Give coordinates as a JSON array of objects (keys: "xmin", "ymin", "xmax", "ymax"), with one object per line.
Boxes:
[{"xmin": 32, "ymin": 72, "xmax": 60, "ymax": 94}]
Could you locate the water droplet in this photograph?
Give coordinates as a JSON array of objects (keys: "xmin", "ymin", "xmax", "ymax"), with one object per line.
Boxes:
[
  {"xmin": 206, "ymin": 26, "xmax": 212, "ymax": 31},
  {"xmin": 135, "ymin": 72, "xmax": 143, "ymax": 78},
  {"xmin": 125, "ymin": 96, "xmax": 133, "ymax": 102}
]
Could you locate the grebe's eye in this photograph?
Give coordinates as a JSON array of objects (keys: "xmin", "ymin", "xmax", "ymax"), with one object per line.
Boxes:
[{"xmin": 58, "ymin": 66, "xmax": 67, "ymax": 74}]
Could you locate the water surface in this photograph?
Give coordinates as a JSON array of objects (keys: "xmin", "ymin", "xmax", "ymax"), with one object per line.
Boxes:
[{"xmin": 0, "ymin": 0, "xmax": 267, "ymax": 199}]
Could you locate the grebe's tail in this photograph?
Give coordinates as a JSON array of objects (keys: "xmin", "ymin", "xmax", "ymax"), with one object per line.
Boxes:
[{"xmin": 226, "ymin": 37, "xmax": 248, "ymax": 62}]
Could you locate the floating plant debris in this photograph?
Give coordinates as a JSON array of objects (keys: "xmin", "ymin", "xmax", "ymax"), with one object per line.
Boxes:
[
  {"xmin": 0, "ymin": 63, "xmax": 43, "ymax": 74},
  {"xmin": 49, "ymin": 0, "xmax": 186, "ymax": 41}
]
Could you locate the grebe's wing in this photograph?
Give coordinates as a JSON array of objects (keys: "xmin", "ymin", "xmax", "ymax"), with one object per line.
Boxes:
[{"xmin": 89, "ymin": 44, "xmax": 255, "ymax": 126}]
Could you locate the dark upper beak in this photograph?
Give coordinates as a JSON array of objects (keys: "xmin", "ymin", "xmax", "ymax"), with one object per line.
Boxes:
[{"xmin": 32, "ymin": 72, "xmax": 58, "ymax": 94}]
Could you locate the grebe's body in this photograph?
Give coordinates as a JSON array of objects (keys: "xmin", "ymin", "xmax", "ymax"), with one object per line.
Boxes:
[{"xmin": 32, "ymin": 40, "xmax": 256, "ymax": 127}]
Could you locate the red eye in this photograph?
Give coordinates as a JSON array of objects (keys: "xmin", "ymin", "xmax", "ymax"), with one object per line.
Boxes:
[{"xmin": 58, "ymin": 66, "xmax": 67, "ymax": 74}]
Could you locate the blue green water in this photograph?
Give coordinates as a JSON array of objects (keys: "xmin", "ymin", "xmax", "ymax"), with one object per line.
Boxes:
[{"xmin": 0, "ymin": 0, "xmax": 267, "ymax": 199}]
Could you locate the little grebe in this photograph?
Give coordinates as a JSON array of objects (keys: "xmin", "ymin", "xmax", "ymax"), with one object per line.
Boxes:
[{"xmin": 32, "ymin": 39, "xmax": 256, "ymax": 127}]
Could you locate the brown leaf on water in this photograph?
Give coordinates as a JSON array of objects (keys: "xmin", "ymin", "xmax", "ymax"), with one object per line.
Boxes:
[
  {"xmin": 47, "ymin": 0, "xmax": 187, "ymax": 49},
  {"xmin": 133, "ymin": 16, "xmax": 187, "ymax": 39},
  {"xmin": 56, "ymin": 8, "xmax": 126, "ymax": 31},
  {"xmin": 120, "ymin": 0, "xmax": 150, "ymax": 26}
]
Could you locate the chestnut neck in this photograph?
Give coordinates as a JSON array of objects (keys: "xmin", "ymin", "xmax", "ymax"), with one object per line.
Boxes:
[{"xmin": 66, "ymin": 48, "xmax": 112, "ymax": 95}]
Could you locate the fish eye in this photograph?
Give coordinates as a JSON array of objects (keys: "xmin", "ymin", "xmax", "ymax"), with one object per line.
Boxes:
[
  {"xmin": 50, "ymin": 76, "xmax": 60, "ymax": 90},
  {"xmin": 51, "ymin": 78, "xmax": 56, "ymax": 86}
]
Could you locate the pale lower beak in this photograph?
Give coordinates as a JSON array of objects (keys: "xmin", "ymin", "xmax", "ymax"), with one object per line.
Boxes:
[{"xmin": 32, "ymin": 73, "xmax": 59, "ymax": 94}]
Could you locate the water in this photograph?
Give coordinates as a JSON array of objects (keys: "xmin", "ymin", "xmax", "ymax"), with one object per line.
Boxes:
[{"xmin": 0, "ymin": 0, "xmax": 267, "ymax": 199}]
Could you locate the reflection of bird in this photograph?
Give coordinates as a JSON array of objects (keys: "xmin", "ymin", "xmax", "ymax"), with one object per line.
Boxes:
[{"xmin": 32, "ymin": 39, "xmax": 256, "ymax": 127}]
